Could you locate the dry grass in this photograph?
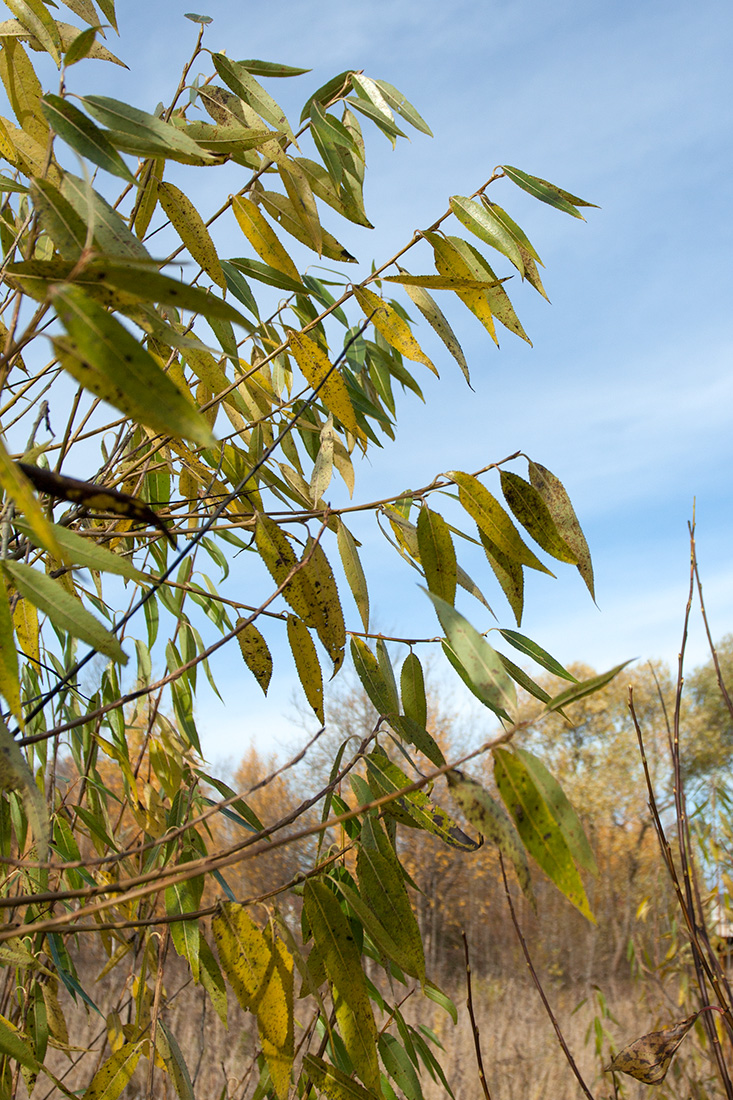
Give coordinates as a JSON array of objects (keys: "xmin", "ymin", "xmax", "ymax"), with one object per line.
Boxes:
[{"xmin": 36, "ymin": 941, "xmax": 727, "ymax": 1100}]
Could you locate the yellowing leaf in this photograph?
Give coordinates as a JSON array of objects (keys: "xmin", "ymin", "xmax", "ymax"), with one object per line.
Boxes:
[
  {"xmin": 0, "ymin": 435, "xmax": 63, "ymax": 559},
  {"xmin": 354, "ymin": 286, "xmax": 437, "ymax": 375},
  {"xmin": 288, "ymin": 329, "xmax": 363, "ymax": 442},
  {"xmin": 259, "ymin": 190, "xmax": 356, "ymax": 263},
  {"xmin": 493, "ymin": 747, "xmax": 593, "ymax": 920},
  {"xmin": 337, "ymin": 521, "xmax": 369, "ymax": 631},
  {"xmin": 4, "ymin": 0, "xmax": 61, "ymax": 67},
  {"xmin": 51, "ymin": 286, "xmax": 215, "ymax": 448},
  {"xmin": 158, "ymin": 181, "xmax": 226, "ymax": 289},
  {"xmin": 0, "ymin": 36, "xmax": 47, "ymax": 143},
  {"xmin": 212, "ymin": 903, "xmax": 293, "ymax": 1099},
  {"xmin": 446, "ymin": 769, "xmax": 532, "ymax": 899},
  {"xmin": 304, "ymin": 880, "xmax": 380, "ymax": 1092},
  {"xmin": 303, "ymin": 537, "xmax": 345, "ymax": 672},
  {"xmin": 236, "ymin": 619, "xmax": 273, "ymax": 694},
  {"xmin": 11, "ymin": 582, "xmax": 38, "ymax": 665},
  {"xmin": 350, "ymin": 636, "xmax": 398, "ymax": 717},
  {"xmin": 0, "ymin": 1012, "xmax": 38, "ymax": 1070},
  {"xmin": 396, "ymin": 269, "xmax": 470, "ymax": 384},
  {"xmin": 0, "ymin": 581, "xmax": 21, "ymax": 727},
  {"xmin": 423, "ymin": 232, "xmax": 497, "ymax": 344},
  {"xmin": 416, "ymin": 504, "xmax": 456, "ymax": 605},
  {"xmin": 449, "ymin": 470, "xmax": 553, "ymax": 575},
  {"xmin": 0, "ymin": 718, "xmax": 48, "ymax": 856},
  {"xmin": 356, "ymin": 844, "xmax": 425, "ymax": 981},
  {"xmin": 82, "ymin": 1041, "xmax": 142, "ymax": 1100},
  {"xmin": 287, "ymin": 615, "xmax": 324, "ymax": 723},
  {"xmin": 232, "ymin": 195, "xmax": 301, "ymax": 284}
]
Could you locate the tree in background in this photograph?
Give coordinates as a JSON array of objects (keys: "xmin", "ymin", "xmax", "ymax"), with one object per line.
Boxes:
[{"xmin": 1, "ymin": 5, "xmax": 722, "ymax": 1100}]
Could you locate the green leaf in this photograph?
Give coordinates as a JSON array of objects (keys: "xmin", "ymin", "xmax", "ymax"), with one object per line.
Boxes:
[
  {"xmin": 40, "ymin": 95, "xmax": 135, "ymax": 182},
  {"xmin": 165, "ymin": 878, "xmax": 201, "ymax": 981},
  {"xmin": 446, "ymin": 769, "xmax": 532, "ymax": 899},
  {"xmin": 61, "ymin": 174, "xmax": 151, "ymax": 259},
  {"xmin": 479, "ymin": 531, "xmax": 524, "ymax": 625},
  {"xmin": 2, "ymin": 560, "xmax": 127, "ymax": 664},
  {"xmin": 400, "ymin": 651, "xmax": 427, "ymax": 729},
  {"xmin": 30, "ymin": 178, "xmax": 87, "ymax": 260},
  {"xmin": 513, "ymin": 747, "xmax": 597, "ymax": 875},
  {"xmin": 155, "ymin": 1020, "xmax": 195, "ymax": 1100},
  {"xmin": 365, "ymin": 751, "xmax": 480, "ymax": 851},
  {"xmin": 544, "ymin": 661, "xmax": 633, "ymax": 713},
  {"xmin": 0, "ymin": 1012, "xmax": 37, "ymax": 1070},
  {"xmin": 498, "ymin": 629, "xmax": 576, "ymax": 682},
  {"xmin": 351, "ymin": 636, "xmax": 398, "ymax": 717},
  {"xmin": 337, "ymin": 522, "xmax": 369, "ymax": 631},
  {"xmin": 211, "ymin": 54, "xmax": 295, "ymax": 141},
  {"xmin": 82, "ymin": 1041, "xmax": 142, "ymax": 1100},
  {"xmin": 303, "ymin": 880, "xmax": 380, "ymax": 1092},
  {"xmin": 449, "ymin": 196, "xmax": 524, "ymax": 274},
  {"xmin": 501, "ymin": 165, "xmax": 597, "ymax": 219},
  {"xmin": 528, "ymin": 460, "xmax": 595, "ymax": 599},
  {"xmin": 0, "ymin": 715, "xmax": 49, "ymax": 857},
  {"xmin": 417, "ymin": 504, "xmax": 456, "ymax": 605},
  {"xmin": 81, "ymin": 95, "xmax": 216, "ymax": 163},
  {"xmin": 380, "ymin": 1033, "xmax": 425, "ymax": 1100},
  {"xmin": 51, "ymin": 285, "xmax": 215, "ymax": 447},
  {"xmin": 304, "ymin": 1055, "xmax": 380, "ymax": 1100},
  {"xmin": 184, "ymin": 12, "xmax": 212, "ymax": 23},
  {"xmin": 424, "ymin": 590, "xmax": 515, "ymax": 719},
  {"xmin": 389, "ymin": 714, "xmax": 444, "ymax": 768},
  {"xmin": 13, "ymin": 517, "xmax": 145, "ymax": 583},
  {"xmin": 356, "ymin": 845, "xmax": 425, "ymax": 981},
  {"xmin": 493, "ymin": 747, "xmax": 594, "ymax": 920},
  {"xmin": 237, "ymin": 58, "xmax": 311, "ymax": 78},
  {"xmin": 374, "ymin": 79, "xmax": 432, "ymax": 135},
  {"xmin": 500, "ymin": 470, "xmax": 577, "ymax": 563},
  {"xmin": 227, "ymin": 255, "xmax": 302, "ymax": 294}
]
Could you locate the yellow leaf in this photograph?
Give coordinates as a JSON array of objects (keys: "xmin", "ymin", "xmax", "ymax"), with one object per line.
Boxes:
[
  {"xmin": 232, "ymin": 194, "xmax": 301, "ymax": 284},
  {"xmin": 286, "ymin": 615, "xmax": 324, "ymax": 723},
  {"xmin": 0, "ymin": 436, "xmax": 63, "ymax": 560},
  {"xmin": 354, "ymin": 285, "xmax": 437, "ymax": 374},
  {"xmin": 424, "ymin": 232, "xmax": 498, "ymax": 344},
  {"xmin": 287, "ymin": 329, "xmax": 364, "ymax": 442},
  {"xmin": 276, "ymin": 153, "xmax": 322, "ymax": 254},
  {"xmin": 302, "ymin": 537, "xmax": 345, "ymax": 672},
  {"xmin": 212, "ymin": 903, "xmax": 294, "ymax": 1100},
  {"xmin": 0, "ymin": 36, "xmax": 47, "ymax": 144},
  {"xmin": 158, "ymin": 180, "xmax": 226, "ymax": 289},
  {"xmin": 236, "ymin": 619, "xmax": 273, "ymax": 694},
  {"xmin": 133, "ymin": 158, "xmax": 163, "ymax": 240},
  {"xmin": 11, "ymin": 582, "xmax": 38, "ymax": 665},
  {"xmin": 0, "ymin": 579, "xmax": 22, "ymax": 728}
]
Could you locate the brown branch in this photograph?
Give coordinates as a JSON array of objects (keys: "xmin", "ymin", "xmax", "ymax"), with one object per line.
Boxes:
[{"xmin": 462, "ymin": 931, "xmax": 493, "ymax": 1100}]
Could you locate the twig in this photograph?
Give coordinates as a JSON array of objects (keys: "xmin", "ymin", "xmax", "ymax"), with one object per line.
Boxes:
[
  {"xmin": 499, "ymin": 853, "xmax": 596, "ymax": 1100},
  {"xmin": 462, "ymin": 931, "xmax": 493, "ymax": 1100}
]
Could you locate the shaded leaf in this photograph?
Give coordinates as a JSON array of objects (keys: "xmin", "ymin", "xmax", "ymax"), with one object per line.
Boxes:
[
  {"xmin": 259, "ymin": 190, "xmax": 356, "ymax": 263},
  {"xmin": 544, "ymin": 662, "xmax": 632, "ymax": 713},
  {"xmin": 450, "ymin": 470, "xmax": 552, "ymax": 575},
  {"xmin": 446, "ymin": 769, "xmax": 531, "ymax": 898},
  {"xmin": 0, "ymin": 715, "xmax": 48, "ymax": 856},
  {"xmin": 40, "ymin": 95, "xmax": 135, "ymax": 182},
  {"xmin": 513, "ymin": 747, "xmax": 597, "ymax": 875},
  {"xmin": 396, "ymin": 269, "xmax": 470, "ymax": 383},
  {"xmin": 337, "ymin": 521, "xmax": 369, "ymax": 631},
  {"xmin": 498, "ymin": 629, "xmax": 575, "ymax": 682},
  {"xmin": 417, "ymin": 504, "xmax": 456, "ymax": 605},
  {"xmin": 212, "ymin": 53, "xmax": 295, "ymax": 141},
  {"xmin": 51, "ymin": 286, "xmax": 215, "ymax": 447},
  {"xmin": 400, "ymin": 651, "xmax": 427, "ymax": 729},
  {"xmin": 81, "ymin": 95, "xmax": 216, "ymax": 163},
  {"xmin": 500, "ymin": 470, "xmax": 577, "ymax": 563},
  {"xmin": 304, "ymin": 1054, "xmax": 380, "ymax": 1100},
  {"xmin": 82, "ymin": 1041, "xmax": 142, "ymax": 1100}
]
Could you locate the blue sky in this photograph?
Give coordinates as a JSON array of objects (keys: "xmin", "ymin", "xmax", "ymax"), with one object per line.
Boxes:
[{"xmin": 17, "ymin": 0, "xmax": 733, "ymax": 763}]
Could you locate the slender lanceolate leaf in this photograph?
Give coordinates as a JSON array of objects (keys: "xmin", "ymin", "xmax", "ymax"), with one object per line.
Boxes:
[
  {"xmin": 425, "ymin": 590, "xmax": 516, "ymax": 719},
  {"xmin": 40, "ymin": 95, "xmax": 135, "ymax": 182},
  {"xmin": 449, "ymin": 470, "xmax": 552, "ymax": 574},
  {"xmin": 351, "ymin": 636, "xmax": 399, "ymax": 717},
  {"xmin": 446, "ymin": 769, "xmax": 532, "ymax": 899},
  {"xmin": 158, "ymin": 181, "xmax": 226, "ymax": 288},
  {"xmin": 233, "ymin": 195, "xmax": 302, "ymax": 284},
  {"xmin": 2, "ymin": 561, "xmax": 127, "ymax": 664},
  {"xmin": 544, "ymin": 661, "xmax": 632, "ymax": 713},
  {"xmin": 493, "ymin": 747, "xmax": 594, "ymax": 920},
  {"xmin": 287, "ymin": 615, "xmax": 324, "ymax": 723},
  {"xmin": 4, "ymin": 0, "xmax": 61, "ymax": 66},
  {"xmin": 236, "ymin": 619, "xmax": 273, "ymax": 694},
  {"xmin": 304, "ymin": 1055, "xmax": 381, "ymax": 1100},
  {"xmin": 289, "ymin": 329, "xmax": 363, "ymax": 441},
  {"xmin": 528, "ymin": 460, "xmax": 595, "ymax": 598},
  {"xmin": 449, "ymin": 196, "xmax": 524, "ymax": 274},
  {"xmin": 498, "ymin": 629, "xmax": 576, "ymax": 681},
  {"xmin": 396, "ymin": 270, "xmax": 470, "ymax": 383},
  {"xmin": 354, "ymin": 286, "xmax": 437, "ymax": 375},
  {"xmin": 501, "ymin": 165, "xmax": 597, "ymax": 219},
  {"xmin": 417, "ymin": 504, "xmax": 456, "ymax": 605},
  {"xmin": 51, "ymin": 286, "xmax": 215, "ymax": 447},
  {"xmin": 81, "ymin": 95, "xmax": 216, "ymax": 162},
  {"xmin": 82, "ymin": 1041, "xmax": 143, "ymax": 1100},
  {"xmin": 337, "ymin": 521, "xmax": 369, "ymax": 630},
  {"xmin": 0, "ymin": 715, "xmax": 49, "ymax": 856},
  {"xmin": 400, "ymin": 651, "xmax": 427, "ymax": 729},
  {"xmin": 513, "ymin": 747, "xmax": 597, "ymax": 875},
  {"xmin": 500, "ymin": 470, "xmax": 577, "ymax": 563}
]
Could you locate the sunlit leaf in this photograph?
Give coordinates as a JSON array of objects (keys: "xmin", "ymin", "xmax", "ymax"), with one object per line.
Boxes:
[
  {"xmin": 501, "ymin": 165, "xmax": 597, "ymax": 219},
  {"xmin": 354, "ymin": 286, "xmax": 437, "ymax": 375},
  {"xmin": 446, "ymin": 769, "xmax": 532, "ymax": 898},
  {"xmin": 158, "ymin": 180, "xmax": 226, "ymax": 288},
  {"xmin": 528, "ymin": 460, "xmax": 595, "ymax": 599},
  {"xmin": 40, "ymin": 95, "xmax": 135, "ymax": 182}
]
